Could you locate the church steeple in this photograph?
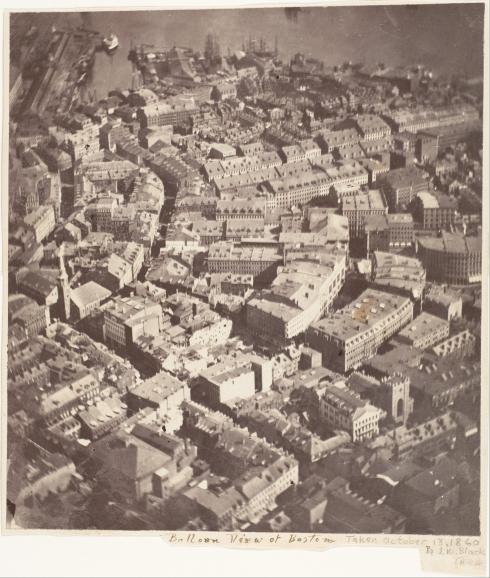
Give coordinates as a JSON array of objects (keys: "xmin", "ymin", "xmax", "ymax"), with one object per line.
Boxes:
[{"xmin": 57, "ymin": 242, "xmax": 71, "ymax": 321}]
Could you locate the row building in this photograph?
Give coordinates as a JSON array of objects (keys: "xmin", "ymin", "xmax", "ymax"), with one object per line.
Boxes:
[
  {"xmin": 246, "ymin": 254, "xmax": 346, "ymax": 342},
  {"xmin": 307, "ymin": 289, "xmax": 413, "ymax": 373}
]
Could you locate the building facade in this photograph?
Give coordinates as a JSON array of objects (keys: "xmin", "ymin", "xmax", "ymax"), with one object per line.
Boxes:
[{"xmin": 307, "ymin": 289, "xmax": 413, "ymax": 372}]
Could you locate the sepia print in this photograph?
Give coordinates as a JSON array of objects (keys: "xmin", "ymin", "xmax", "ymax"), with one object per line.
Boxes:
[{"xmin": 3, "ymin": 3, "xmax": 487, "ymax": 570}]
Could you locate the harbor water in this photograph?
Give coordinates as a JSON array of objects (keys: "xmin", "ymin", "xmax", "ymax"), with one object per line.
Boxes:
[{"xmin": 77, "ymin": 6, "xmax": 484, "ymax": 98}]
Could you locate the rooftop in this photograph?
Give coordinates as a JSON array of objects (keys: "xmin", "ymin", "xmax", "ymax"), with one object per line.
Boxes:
[
  {"xmin": 208, "ymin": 242, "xmax": 282, "ymax": 263},
  {"xmin": 70, "ymin": 281, "xmax": 112, "ymax": 309},
  {"xmin": 130, "ymin": 370, "xmax": 186, "ymax": 404},
  {"xmin": 371, "ymin": 251, "xmax": 425, "ymax": 298},
  {"xmin": 105, "ymin": 295, "xmax": 162, "ymax": 323},
  {"xmin": 405, "ymin": 358, "xmax": 480, "ymax": 398},
  {"xmin": 342, "ymin": 189, "xmax": 387, "ymax": 212},
  {"xmin": 417, "ymin": 232, "xmax": 481, "ymax": 255},
  {"xmin": 18, "ymin": 270, "xmax": 57, "ymax": 298},
  {"xmin": 397, "ymin": 312, "xmax": 449, "ymax": 345},
  {"xmin": 312, "ymin": 288, "xmax": 412, "ymax": 342}
]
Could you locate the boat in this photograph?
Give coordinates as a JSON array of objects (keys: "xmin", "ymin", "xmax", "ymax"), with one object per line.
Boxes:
[
  {"xmin": 76, "ymin": 72, "xmax": 88, "ymax": 85},
  {"xmin": 102, "ymin": 33, "xmax": 119, "ymax": 53}
]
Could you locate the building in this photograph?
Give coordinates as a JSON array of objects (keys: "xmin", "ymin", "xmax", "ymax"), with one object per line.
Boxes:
[
  {"xmin": 385, "ymin": 105, "xmax": 479, "ymax": 134},
  {"xmin": 237, "ymin": 142, "xmax": 264, "ymax": 156},
  {"xmin": 224, "ymin": 219, "xmax": 266, "ymax": 243},
  {"xmin": 370, "ymin": 251, "xmax": 426, "ymax": 300},
  {"xmin": 75, "ymin": 158, "xmax": 138, "ymax": 198},
  {"xmin": 115, "ymin": 136, "xmax": 152, "ymax": 166},
  {"xmin": 10, "ymin": 163, "xmax": 53, "ymax": 218},
  {"xmin": 180, "ymin": 482, "xmax": 246, "ymax": 531},
  {"xmin": 213, "ymin": 273, "xmax": 254, "ymax": 297},
  {"xmin": 203, "ymin": 426, "xmax": 300, "ymax": 523},
  {"xmin": 7, "ymin": 443, "xmax": 76, "ymax": 506},
  {"xmin": 148, "ymin": 153, "xmax": 199, "ymax": 194},
  {"xmin": 233, "ymin": 453, "xmax": 299, "ymax": 524},
  {"xmin": 264, "ymin": 163, "xmax": 368, "ymax": 209},
  {"xmin": 78, "ymin": 396, "xmax": 127, "ymax": 440},
  {"xmin": 281, "ymin": 216, "xmax": 350, "ymax": 254},
  {"xmin": 318, "ymin": 382, "xmax": 384, "ymax": 442},
  {"xmin": 364, "ymin": 343, "xmax": 423, "ymax": 380},
  {"xmin": 127, "ymin": 371, "xmax": 190, "ymax": 417},
  {"xmin": 127, "ymin": 87, "xmax": 159, "ymax": 107},
  {"xmin": 216, "ymin": 197, "xmax": 267, "ymax": 221},
  {"xmin": 391, "ymin": 456, "xmax": 462, "ymax": 532},
  {"xmin": 353, "ymin": 114, "xmax": 392, "ymax": 141},
  {"xmin": 70, "ymin": 281, "xmax": 112, "ymax": 320},
  {"xmin": 207, "ymin": 242, "xmax": 283, "ymax": 283},
  {"xmin": 205, "ymin": 152, "xmax": 282, "ymax": 183},
  {"xmin": 417, "ymin": 121, "xmax": 481, "ymax": 162},
  {"xmin": 424, "ymin": 285, "xmax": 462, "ymax": 320},
  {"xmin": 280, "ymin": 144, "xmax": 307, "ymax": 163},
  {"xmin": 192, "ymin": 220, "xmax": 224, "ymax": 246},
  {"xmin": 138, "ymin": 99, "xmax": 199, "ymax": 128},
  {"xmin": 240, "ymin": 408, "xmax": 348, "ymax": 463},
  {"xmin": 91, "ymin": 429, "xmax": 190, "ymax": 502},
  {"xmin": 285, "ymin": 476, "xmax": 405, "ymax": 534},
  {"xmin": 406, "ymin": 358, "xmax": 480, "ymax": 409},
  {"xmin": 131, "ymin": 423, "xmax": 196, "ymax": 497},
  {"xmin": 103, "ymin": 295, "xmax": 164, "ymax": 349},
  {"xmin": 341, "ymin": 189, "xmax": 387, "ymax": 237},
  {"xmin": 130, "ymin": 168, "xmax": 165, "ymax": 213},
  {"xmin": 378, "ymin": 166, "xmax": 429, "ymax": 210},
  {"xmin": 182, "ymin": 311, "xmax": 233, "ymax": 349},
  {"xmin": 392, "ymin": 412, "xmax": 459, "ymax": 462},
  {"xmin": 211, "ymin": 82, "xmax": 237, "ymax": 101},
  {"xmin": 395, "ymin": 312, "xmax": 449, "ymax": 350},
  {"xmin": 298, "ymin": 138, "xmax": 322, "ymax": 159},
  {"xmin": 108, "ymin": 243, "xmax": 145, "ymax": 289},
  {"xmin": 165, "ymin": 228, "xmax": 200, "ymax": 251},
  {"xmin": 84, "ymin": 197, "xmax": 118, "ymax": 232},
  {"xmin": 198, "ymin": 359, "xmax": 256, "ymax": 407},
  {"xmin": 411, "ymin": 191, "xmax": 458, "ymax": 231},
  {"xmin": 16, "ymin": 270, "xmax": 59, "ymax": 307},
  {"xmin": 360, "ymin": 137, "xmax": 393, "ymax": 158},
  {"xmin": 132, "ymin": 210, "xmax": 160, "ymax": 255},
  {"xmin": 316, "ymin": 128, "xmax": 360, "ymax": 153},
  {"xmin": 347, "ymin": 372, "xmax": 413, "ymax": 425},
  {"xmin": 8, "ymin": 294, "xmax": 50, "ymax": 337},
  {"xmin": 307, "ymin": 289, "xmax": 413, "ymax": 372},
  {"xmin": 417, "ymin": 233, "xmax": 482, "ymax": 285},
  {"xmin": 39, "ymin": 371, "xmax": 101, "ymax": 425},
  {"xmin": 181, "ymin": 432, "xmax": 299, "ymax": 530},
  {"xmin": 61, "ymin": 117, "xmax": 100, "ymax": 161},
  {"xmin": 23, "ymin": 204, "xmax": 56, "ymax": 243},
  {"xmin": 246, "ymin": 255, "xmax": 346, "ymax": 341},
  {"xmin": 364, "ymin": 213, "xmax": 414, "ymax": 253},
  {"xmin": 430, "ymin": 330, "xmax": 476, "ymax": 360}
]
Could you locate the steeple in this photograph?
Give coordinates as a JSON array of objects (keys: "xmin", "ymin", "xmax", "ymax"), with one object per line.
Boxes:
[{"xmin": 57, "ymin": 243, "xmax": 71, "ymax": 321}]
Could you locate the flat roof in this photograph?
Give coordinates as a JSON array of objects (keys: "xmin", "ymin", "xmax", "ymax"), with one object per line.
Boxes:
[
  {"xmin": 130, "ymin": 371, "xmax": 185, "ymax": 404},
  {"xmin": 418, "ymin": 232, "xmax": 481, "ymax": 255},
  {"xmin": 397, "ymin": 312, "xmax": 449, "ymax": 344},
  {"xmin": 342, "ymin": 189, "xmax": 386, "ymax": 212},
  {"xmin": 208, "ymin": 242, "xmax": 282, "ymax": 262},
  {"xmin": 312, "ymin": 288, "xmax": 411, "ymax": 342}
]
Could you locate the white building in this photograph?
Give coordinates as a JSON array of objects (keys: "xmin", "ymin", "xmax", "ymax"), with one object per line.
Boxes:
[{"xmin": 318, "ymin": 382, "xmax": 384, "ymax": 442}]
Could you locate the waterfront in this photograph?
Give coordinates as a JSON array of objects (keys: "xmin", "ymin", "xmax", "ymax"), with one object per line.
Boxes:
[{"xmin": 79, "ymin": 5, "xmax": 484, "ymax": 97}]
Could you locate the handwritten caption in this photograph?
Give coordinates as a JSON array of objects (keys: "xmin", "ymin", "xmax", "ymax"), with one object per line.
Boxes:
[
  {"xmin": 168, "ymin": 532, "xmax": 336, "ymax": 545},
  {"xmin": 167, "ymin": 532, "xmax": 486, "ymax": 570}
]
